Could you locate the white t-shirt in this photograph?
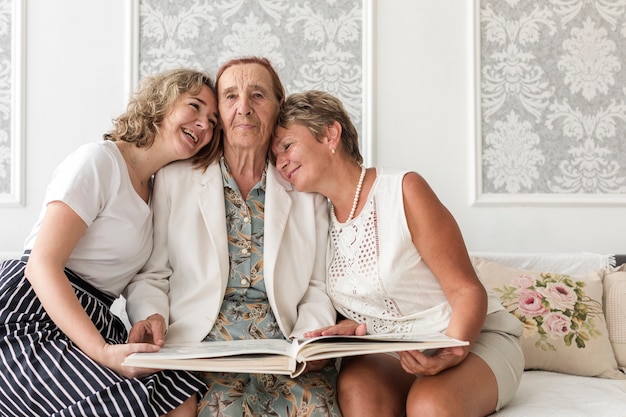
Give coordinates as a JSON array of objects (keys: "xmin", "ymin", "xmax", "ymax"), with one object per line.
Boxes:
[{"xmin": 24, "ymin": 140, "xmax": 153, "ymax": 297}]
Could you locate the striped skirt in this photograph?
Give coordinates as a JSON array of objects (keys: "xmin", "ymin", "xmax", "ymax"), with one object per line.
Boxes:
[{"xmin": 0, "ymin": 255, "xmax": 206, "ymax": 417}]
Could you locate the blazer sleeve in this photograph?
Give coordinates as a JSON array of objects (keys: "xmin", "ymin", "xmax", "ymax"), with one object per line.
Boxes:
[
  {"xmin": 124, "ymin": 167, "xmax": 173, "ymax": 326},
  {"xmin": 288, "ymin": 191, "xmax": 337, "ymax": 337}
]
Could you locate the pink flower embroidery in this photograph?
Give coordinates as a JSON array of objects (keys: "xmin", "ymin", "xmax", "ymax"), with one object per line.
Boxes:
[
  {"xmin": 494, "ymin": 272, "xmax": 603, "ymax": 351},
  {"xmin": 517, "ymin": 290, "xmax": 547, "ymax": 317},
  {"xmin": 512, "ymin": 274, "xmax": 535, "ymax": 289},
  {"xmin": 538, "ymin": 282, "xmax": 577, "ymax": 311},
  {"xmin": 543, "ymin": 312, "xmax": 571, "ymax": 338}
]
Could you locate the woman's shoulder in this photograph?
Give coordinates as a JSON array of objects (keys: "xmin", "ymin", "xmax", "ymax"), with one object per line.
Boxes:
[
  {"xmin": 157, "ymin": 156, "xmax": 218, "ymax": 182},
  {"xmin": 73, "ymin": 139, "xmax": 117, "ymax": 156},
  {"xmin": 156, "ymin": 159, "xmax": 218, "ymax": 191},
  {"xmin": 374, "ymin": 168, "xmax": 436, "ymax": 209},
  {"xmin": 375, "ymin": 166, "xmax": 412, "ymax": 179},
  {"xmin": 160, "ymin": 158, "xmax": 197, "ymax": 174},
  {"xmin": 375, "ymin": 167, "xmax": 427, "ymax": 184},
  {"xmin": 54, "ymin": 141, "xmax": 120, "ymax": 179},
  {"xmin": 374, "ymin": 167, "xmax": 415, "ymax": 189}
]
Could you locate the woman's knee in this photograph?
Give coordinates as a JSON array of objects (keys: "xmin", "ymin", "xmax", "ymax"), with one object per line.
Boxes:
[
  {"xmin": 407, "ymin": 380, "xmax": 462, "ymax": 417},
  {"xmin": 338, "ymin": 356, "xmax": 414, "ymax": 417}
]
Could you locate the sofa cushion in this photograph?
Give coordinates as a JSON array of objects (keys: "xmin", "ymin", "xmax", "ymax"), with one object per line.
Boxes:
[
  {"xmin": 602, "ymin": 264, "xmax": 626, "ymax": 370},
  {"xmin": 473, "ymin": 257, "xmax": 624, "ymax": 379}
]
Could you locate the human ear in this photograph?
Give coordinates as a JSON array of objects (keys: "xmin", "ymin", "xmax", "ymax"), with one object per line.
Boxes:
[{"xmin": 325, "ymin": 121, "xmax": 342, "ymax": 148}]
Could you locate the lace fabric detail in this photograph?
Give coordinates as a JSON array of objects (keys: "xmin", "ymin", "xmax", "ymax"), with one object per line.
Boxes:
[{"xmin": 329, "ymin": 196, "xmax": 411, "ymax": 334}]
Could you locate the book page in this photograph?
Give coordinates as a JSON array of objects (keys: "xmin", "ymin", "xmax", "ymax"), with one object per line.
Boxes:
[
  {"xmin": 123, "ymin": 338, "xmax": 306, "ymax": 376},
  {"xmin": 122, "ymin": 333, "xmax": 467, "ymax": 377},
  {"xmin": 129, "ymin": 338, "xmax": 294, "ymax": 361},
  {"xmin": 125, "ymin": 353, "xmax": 299, "ymax": 375},
  {"xmin": 294, "ymin": 332, "xmax": 468, "ymax": 361}
]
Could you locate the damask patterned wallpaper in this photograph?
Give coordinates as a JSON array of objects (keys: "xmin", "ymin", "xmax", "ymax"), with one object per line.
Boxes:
[
  {"xmin": 0, "ymin": 0, "xmax": 13, "ymax": 197},
  {"xmin": 138, "ymin": 0, "xmax": 366, "ymax": 146},
  {"xmin": 478, "ymin": 0, "xmax": 626, "ymax": 202}
]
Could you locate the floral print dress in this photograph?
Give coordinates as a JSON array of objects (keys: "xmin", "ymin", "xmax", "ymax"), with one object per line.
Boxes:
[{"xmin": 196, "ymin": 158, "xmax": 341, "ymax": 417}]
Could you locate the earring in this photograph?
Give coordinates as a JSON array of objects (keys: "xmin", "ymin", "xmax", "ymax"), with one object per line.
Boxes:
[{"xmin": 331, "ymin": 148, "xmax": 336, "ymax": 154}]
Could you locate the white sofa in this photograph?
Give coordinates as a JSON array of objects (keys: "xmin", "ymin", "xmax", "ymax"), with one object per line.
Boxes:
[
  {"xmin": 471, "ymin": 252, "xmax": 626, "ymax": 416},
  {"xmin": 3, "ymin": 251, "xmax": 626, "ymax": 416}
]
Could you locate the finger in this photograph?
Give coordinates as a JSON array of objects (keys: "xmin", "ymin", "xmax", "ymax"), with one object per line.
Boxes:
[
  {"xmin": 320, "ymin": 327, "xmax": 351, "ymax": 336},
  {"xmin": 401, "ymin": 349, "xmax": 430, "ymax": 362},
  {"xmin": 354, "ymin": 323, "xmax": 367, "ymax": 336},
  {"xmin": 150, "ymin": 322, "xmax": 166, "ymax": 346},
  {"xmin": 127, "ymin": 323, "xmax": 147, "ymax": 344},
  {"xmin": 125, "ymin": 342, "xmax": 161, "ymax": 354},
  {"xmin": 303, "ymin": 326, "xmax": 334, "ymax": 338},
  {"xmin": 447, "ymin": 346, "xmax": 466, "ymax": 357},
  {"xmin": 398, "ymin": 352, "xmax": 425, "ymax": 375},
  {"xmin": 146, "ymin": 315, "xmax": 167, "ymax": 346}
]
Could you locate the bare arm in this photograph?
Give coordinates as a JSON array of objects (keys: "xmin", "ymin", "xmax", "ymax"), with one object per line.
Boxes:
[
  {"xmin": 25, "ymin": 201, "xmax": 160, "ymax": 377},
  {"xmin": 402, "ymin": 172, "xmax": 487, "ymax": 346}
]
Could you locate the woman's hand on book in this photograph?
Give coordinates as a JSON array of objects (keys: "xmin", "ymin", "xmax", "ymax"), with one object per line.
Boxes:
[
  {"xmin": 397, "ymin": 345, "xmax": 468, "ymax": 376},
  {"xmin": 302, "ymin": 320, "xmax": 367, "ymax": 338},
  {"xmin": 127, "ymin": 313, "xmax": 167, "ymax": 346},
  {"xmin": 104, "ymin": 342, "xmax": 164, "ymax": 378}
]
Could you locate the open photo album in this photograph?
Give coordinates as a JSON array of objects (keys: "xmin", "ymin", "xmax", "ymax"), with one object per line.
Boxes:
[{"xmin": 123, "ymin": 332, "xmax": 468, "ymax": 377}]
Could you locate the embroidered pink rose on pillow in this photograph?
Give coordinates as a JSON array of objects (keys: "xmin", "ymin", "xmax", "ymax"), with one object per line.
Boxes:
[{"xmin": 495, "ymin": 272, "xmax": 603, "ymax": 351}]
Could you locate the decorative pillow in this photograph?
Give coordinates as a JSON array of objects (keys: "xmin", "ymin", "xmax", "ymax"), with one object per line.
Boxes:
[
  {"xmin": 602, "ymin": 264, "xmax": 626, "ymax": 369},
  {"xmin": 472, "ymin": 257, "xmax": 624, "ymax": 379}
]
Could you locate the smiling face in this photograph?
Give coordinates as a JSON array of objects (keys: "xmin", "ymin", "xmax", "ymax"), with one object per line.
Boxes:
[
  {"xmin": 273, "ymin": 123, "xmax": 333, "ymax": 193},
  {"xmin": 217, "ymin": 63, "xmax": 281, "ymax": 154},
  {"xmin": 158, "ymin": 85, "xmax": 218, "ymax": 160}
]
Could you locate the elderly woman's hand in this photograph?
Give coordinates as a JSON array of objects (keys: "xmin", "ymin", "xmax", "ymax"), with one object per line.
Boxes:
[{"xmin": 127, "ymin": 313, "xmax": 167, "ymax": 346}]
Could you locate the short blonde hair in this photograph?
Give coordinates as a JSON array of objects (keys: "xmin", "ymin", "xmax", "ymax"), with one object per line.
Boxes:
[{"xmin": 277, "ymin": 90, "xmax": 362, "ymax": 164}]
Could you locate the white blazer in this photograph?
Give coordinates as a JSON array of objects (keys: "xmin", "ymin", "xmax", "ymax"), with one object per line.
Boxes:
[{"xmin": 125, "ymin": 160, "xmax": 336, "ymax": 343}]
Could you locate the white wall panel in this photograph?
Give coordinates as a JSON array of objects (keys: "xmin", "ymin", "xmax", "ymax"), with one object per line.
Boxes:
[{"xmin": 0, "ymin": 0, "xmax": 623, "ymax": 255}]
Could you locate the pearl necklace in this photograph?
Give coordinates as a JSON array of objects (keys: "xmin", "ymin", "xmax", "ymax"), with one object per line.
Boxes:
[{"xmin": 332, "ymin": 165, "xmax": 366, "ymax": 222}]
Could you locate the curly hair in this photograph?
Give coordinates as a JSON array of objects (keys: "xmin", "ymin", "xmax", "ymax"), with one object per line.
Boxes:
[{"xmin": 104, "ymin": 68, "xmax": 216, "ymax": 152}]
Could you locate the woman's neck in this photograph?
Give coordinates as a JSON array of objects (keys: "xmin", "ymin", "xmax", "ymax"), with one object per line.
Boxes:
[
  {"xmin": 117, "ymin": 141, "xmax": 159, "ymax": 203},
  {"xmin": 223, "ymin": 147, "xmax": 267, "ymax": 199},
  {"xmin": 328, "ymin": 164, "xmax": 369, "ymax": 223}
]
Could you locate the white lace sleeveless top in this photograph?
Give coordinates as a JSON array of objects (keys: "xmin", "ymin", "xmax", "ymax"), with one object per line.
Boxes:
[{"xmin": 328, "ymin": 168, "xmax": 503, "ymax": 335}]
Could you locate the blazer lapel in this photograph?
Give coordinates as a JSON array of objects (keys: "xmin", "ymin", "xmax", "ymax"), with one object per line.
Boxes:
[
  {"xmin": 194, "ymin": 163, "xmax": 229, "ymax": 285},
  {"xmin": 263, "ymin": 165, "xmax": 292, "ymax": 294}
]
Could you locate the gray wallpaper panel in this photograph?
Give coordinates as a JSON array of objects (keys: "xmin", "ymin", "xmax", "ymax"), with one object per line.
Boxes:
[
  {"xmin": 0, "ymin": 0, "xmax": 22, "ymax": 207},
  {"xmin": 138, "ymin": 0, "xmax": 366, "ymax": 149},
  {"xmin": 0, "ymin": 0, "xmax": 13, "ymax": 197},
  {"xmin": 478, "ymin": 0, "xmax": 626, "ymax": 203}
]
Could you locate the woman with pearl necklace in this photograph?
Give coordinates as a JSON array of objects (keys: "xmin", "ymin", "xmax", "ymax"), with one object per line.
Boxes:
[{"xmin": 272, "ymin": 90, "xmax": 524, "ymax": 417}]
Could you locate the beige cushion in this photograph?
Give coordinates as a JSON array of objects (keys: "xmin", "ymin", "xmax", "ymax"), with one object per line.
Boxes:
[
  {"xmin": 602, "ymin": 265, "xmax": 626, "ymax": 369},
  {"xmin": 473, "ymin": 257, "xmax": 624, "ymax": 379}
]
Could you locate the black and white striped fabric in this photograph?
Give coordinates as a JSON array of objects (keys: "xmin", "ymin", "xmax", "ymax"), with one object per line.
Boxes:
[{"xmin": 0, "ymin": 254, "xmax": 206, "ymax": 417}]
